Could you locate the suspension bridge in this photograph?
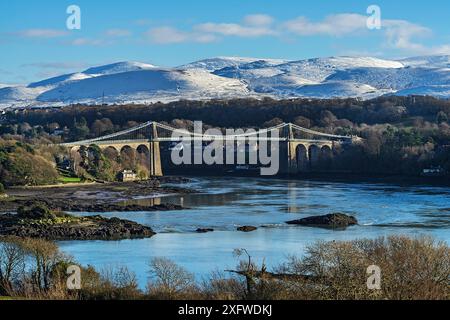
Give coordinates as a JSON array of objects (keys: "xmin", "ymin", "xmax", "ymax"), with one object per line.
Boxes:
[{"xmin": 62, "ymin": 121, "xmax": 358, "ymax": 176}]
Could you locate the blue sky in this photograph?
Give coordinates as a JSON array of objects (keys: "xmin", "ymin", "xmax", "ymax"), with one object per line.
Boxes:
[{"xmin": 1, "ymin": 0, "xmax": 449, "ymax": 84}]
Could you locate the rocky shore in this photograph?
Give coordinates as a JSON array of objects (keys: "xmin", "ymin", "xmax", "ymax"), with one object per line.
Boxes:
[
  {"xmin": 0, "ymin": 205, "xmax": 156, "ymax": 241},
  {"xmin": 7, "ymin": 199, "xmax": 184, "ymax": 213},
  {"xmin": 0, "ymin": 178, "xmax": 193, "ymax": 241},
  {"xmin": 0, "ymin": 178, "xmax": 193, "ymax": 213}
]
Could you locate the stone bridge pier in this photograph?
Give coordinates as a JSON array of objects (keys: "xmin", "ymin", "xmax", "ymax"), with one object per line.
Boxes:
[
  {"xmin": 69, "ymin": 124, "xmax": 163, "ymax": 177},
  {"xmin": 279, "ymin": 124, "xmax": 335, "ymax": 175},
  {"xmin": 70, "ymin": 141, "xmax": 163, "ymax": 177},
  {"xmin": 70, "ymin": 123, "xmax": 163, "ymax": 177}
]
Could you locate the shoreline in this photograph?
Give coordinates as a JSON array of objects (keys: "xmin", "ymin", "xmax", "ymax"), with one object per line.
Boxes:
[
  {"xmin": 0, "ymin": 177, "xmax": 193, "ymax": 213},
  {"xmin": 2, "ymin": 173, "xmax": 449, "ymax": 214},
  {"xmin": 166, "ymin": 169, "xmax": 450, "ymax": 187}
]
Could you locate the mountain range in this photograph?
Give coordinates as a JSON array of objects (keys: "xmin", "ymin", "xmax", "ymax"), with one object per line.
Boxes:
[{"xmin": 1, "ymin": 55, "xmax": 449, "ymax": 109}]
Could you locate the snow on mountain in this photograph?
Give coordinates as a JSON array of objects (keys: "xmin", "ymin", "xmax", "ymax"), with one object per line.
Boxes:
[
  {"xmin": 292, "ymin": 81, "xmax": 392, "ymax": 99},
  {"xmin": 0, "ymin": 86, "xmax": 47, "ymax": 102},
  {"xmin": 327, "ymin": 66, "xmax": 450, "ymax": 91},
  {"xmin": 399, "ymin": 55, "xmax": 450, "ymax": 68},
  {"xmin": 0, "ymin": 84, "xmax": 17, "ymax": 89},
  {"xmin": 28, "ymin": 73, "xmax": 94, "ymax": 88},
  {"xmin": 216, "ymin": 56, "xmax": 404, "ymax": 82},
  {"xmin": 0, "ymin": 55, "xmax": 449, "ymax": 109},
  {"xmin": 82, "ymin": 61, "xmax": 158, "ymax": 76},
  {"xmin": 35, "ymin": 68, "xmax": 250, "ymax": 105},
  {"xmin": 395, "ymin": 85, "xmax": 450, "ymax": 98},
  {"xmin": 279, "ymin": 56, "xmax": 404, "ymax": 82},
  {"xmin": 178, "ymin": 56, "xmax": 287, "ymax": 73},
  {"xmin": 214, "ymin": 56, "xmax": 409, "ymax": 98}
]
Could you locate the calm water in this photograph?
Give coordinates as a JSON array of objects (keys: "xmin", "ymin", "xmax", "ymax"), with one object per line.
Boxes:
[{"xmin": 59, "ymin": 177, "xmax": 450, "ymax": 287}]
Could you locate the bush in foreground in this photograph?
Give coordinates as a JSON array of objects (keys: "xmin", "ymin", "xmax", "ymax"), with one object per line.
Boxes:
[
  {"xmin": 0, "ymin": 236, "xmax": 448, "ymax": 300},
  {"xmin": 276, "ymin": 236, "xmax": 450, "ymax": 300}
]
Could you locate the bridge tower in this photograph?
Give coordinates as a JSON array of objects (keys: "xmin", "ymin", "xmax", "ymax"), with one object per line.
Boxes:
[
  {"xmin": 149, "ymin": 122, "xmax": 163, "ymax": 177},
  {"xmin": 280, "ymin": 123, "xmax": 299, "ymax": 175}
]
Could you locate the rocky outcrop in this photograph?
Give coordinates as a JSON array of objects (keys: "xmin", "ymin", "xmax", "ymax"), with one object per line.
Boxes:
[
  {"xmin": 286, "ymin": 213, "xmax": 358, "ymax": 229},
  {"xmin": 237, "ymin": 226, "xmax": 258, "ymax": 232},
  {"xmin": 0, "ymin": 213, "xmax": 155, "ymax": 241}
]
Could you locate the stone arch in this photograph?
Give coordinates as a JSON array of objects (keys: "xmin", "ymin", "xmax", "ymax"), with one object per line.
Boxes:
[
  {"xmin": 308, "ymin": 145, "xmax": 321, "ymax": 169},
  {"xmin": 136, "ymin": 144, "xmax": 151, "ymax": 171},
  {"xmin": 296, "ymin": 144, "xmax": 309, "ymax": 171},
  {"xmin": 319, "ymin": 145, "xmax": 333, "ymax": 169},
  {"xmin": 320, "ymin": 145, "xmax": 333, "ymax": 160},
  {"xmin": 86, "ymin": 145, "xmax": 103, "ymax": 162},
  {"xmin": 103, "ymin": 146, "xmax": 119, "ymax": 161},
  {"xmin": 120, "ymin": 145, "xmax": 136, "ymax": 170},
  {"xmin": 136, "ymin": 144, "xmax": 150, "ymax": 155}
]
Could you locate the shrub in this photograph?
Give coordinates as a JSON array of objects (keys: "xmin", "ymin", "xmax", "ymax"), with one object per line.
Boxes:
[
  {"xmin": 146, "ymin": 257, "xmax": 199, "ymax": 299},
  {"xmin": 17, "ymin": 204, "xmax": 56, "ymax": 220},
  {"xmin": 278, "ymin": 236, "xmax": 450, "ymax": 300},
  {"xmin": 0, "ymin": 140, "xmax": 59, "ymax": 186}
]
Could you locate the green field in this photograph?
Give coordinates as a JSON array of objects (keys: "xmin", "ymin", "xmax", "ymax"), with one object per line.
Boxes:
[{"xmin": 57, "ymin": 176, "xmax": 82, "ymax": 183}]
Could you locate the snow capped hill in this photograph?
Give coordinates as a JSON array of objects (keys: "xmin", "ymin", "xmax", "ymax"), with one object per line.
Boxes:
[
  {"xmin": 327, "ymin": 66, "xmax": 450, "ymax": 90},
  {"xmin": 0, "ymin": 55, "xmax": 449, "ymax": 109},
  {"xmin": 214, "ymin": 56, "xmax": 409, "ymax": 98},
  {"xmin": 395, "ymin": 85, "xmax": 450, "ymax": 98},
  {"xmin": 0, "ymin": 84, "xmax": 17, "ymax": 89},
  {"xmin": 399, "ymin": 55, "xmax": 450, "ymax": 68},
  {"xmin": 0, "ymin": 67, "xmax": 250, "ymax": 108},
  {"xmin": 178, "ymin": 56, "xmax": 287, "ymax": 72},
  {"xmin": 28, "ymin": 73, "xmax": 93, "ymax": 88},
  {"xmin": 83, "ymin": 61, "xmax": 158, "ymax": 76},
  {"xmin": 37, "ymin": 68, "xmax": 249, "ymax": 104}
]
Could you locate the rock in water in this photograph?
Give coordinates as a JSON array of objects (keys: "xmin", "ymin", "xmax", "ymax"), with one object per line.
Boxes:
[
  {"xmin": 237, "ymin": 226, "xmax": 258, "ymax": 232},
  {"xmin": 196, "ymin": 228, "xmax": 214, "ymax": 233},
  {"xmin": 286, "ymin": 213, "xmax": 358, "ymax": 229}
]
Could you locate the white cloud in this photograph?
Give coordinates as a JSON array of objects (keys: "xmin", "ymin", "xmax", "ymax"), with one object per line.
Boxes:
[
  {"xmin": 195, "ymin": 22, "xmax": 275, "ymax": 37},
  {"xmin": 195, "ymin": 14, "xmax": 276, "ymax": 37},
  {"xmin": 142, "ymin": 12, "xmax": 450, "ymax": 55},
  {"xmin": 17, "ymin": 29, "xmax": 68, "ymax": 38},
  {"xmin": 147, "ymin": 14, "xmax": 276, "ymax": 44},
  {"xmin": 243, "ymin": 14, "xmax": 274, "ymax": 27},
  {"xmin": 284, "ymin": 14, "xmax": 367, "ymax": 36},
  {"xmin": 146, "ymin": 27, "xmax": 218, "ymax": 44},
  {"xmin": 105, "ymin": 29, "xmax": 132, "ymax": 37},
  {"xmin": 146, "ymin": 27, "xmax": 190, "ymax": 44},
  {"xmin": 381, "ymin": 19, "xmax": 442, "ymax": 54},
  {"xmin": 285, "ymin": 14, "xmax": 450, "ymax": 55}
]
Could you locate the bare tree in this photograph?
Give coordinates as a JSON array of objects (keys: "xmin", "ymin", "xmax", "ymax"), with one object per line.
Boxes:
[
  {"xmin": 0, "ymin": 238, "xmax": 26, "ymax": 295},
  {"xmin": 147, "ymin": 257, "xmax": 196, "ymax": 299}
]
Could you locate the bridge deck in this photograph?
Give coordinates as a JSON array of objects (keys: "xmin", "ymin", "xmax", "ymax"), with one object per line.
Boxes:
[
  {"xmin": 63, "ymin": 138, "xmax": 341, "ymax": 147},
  {"xmin": 61, "ymin": 121, "xmax": 354, "ymax": 148}
]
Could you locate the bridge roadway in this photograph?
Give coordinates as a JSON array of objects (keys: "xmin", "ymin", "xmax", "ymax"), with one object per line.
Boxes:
[{"xmin": 62, "ymin": 137, "xmax": 341, "ymax": 147}]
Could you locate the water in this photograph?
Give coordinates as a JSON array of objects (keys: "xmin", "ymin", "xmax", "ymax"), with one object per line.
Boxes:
[{"xmin": 58, "ymin": 177, "xmax": 450, "ymax": 287}]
